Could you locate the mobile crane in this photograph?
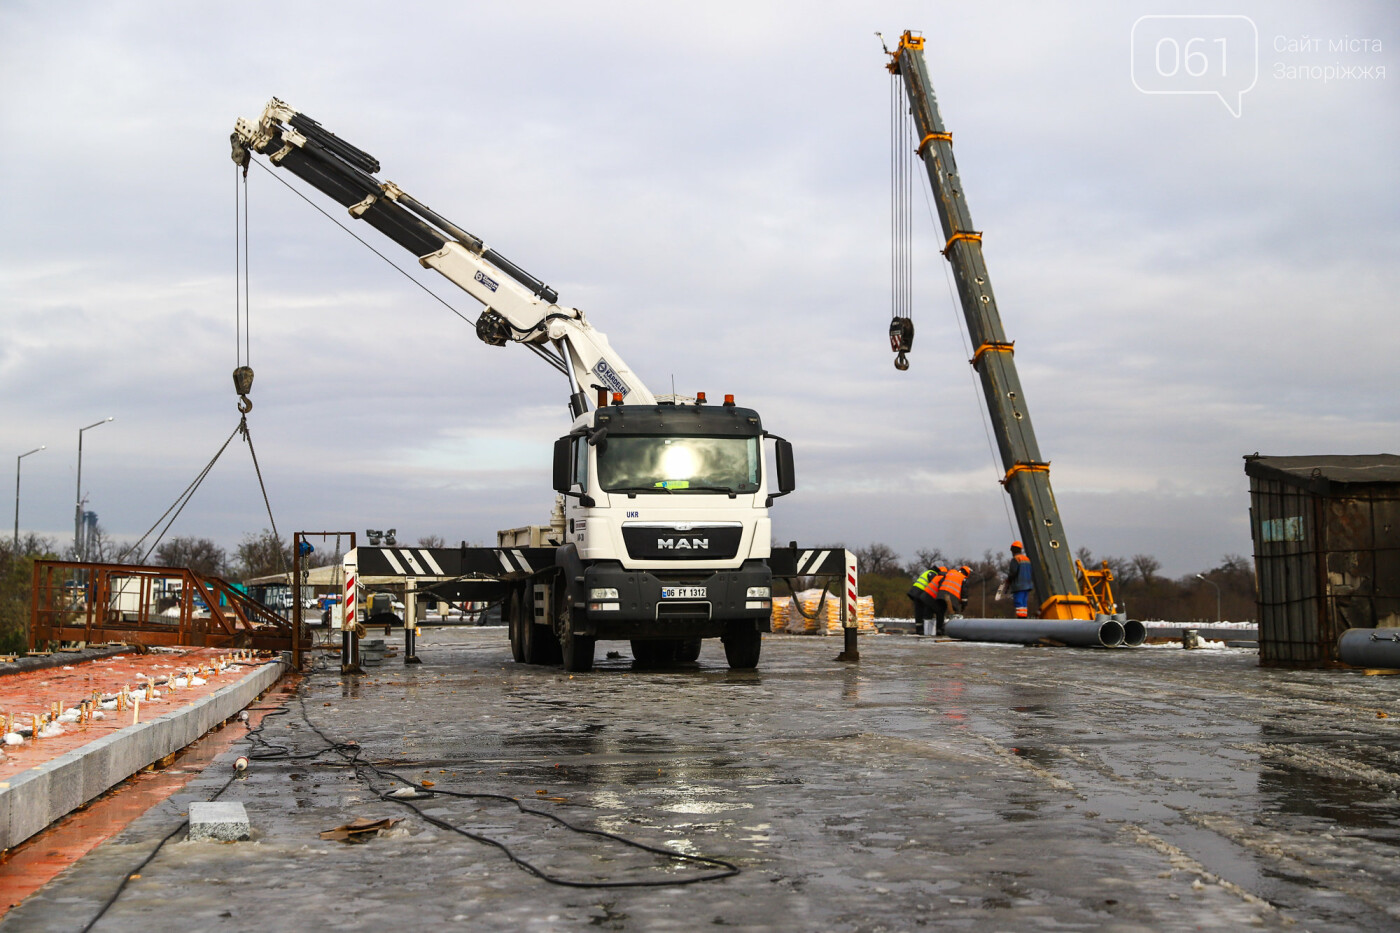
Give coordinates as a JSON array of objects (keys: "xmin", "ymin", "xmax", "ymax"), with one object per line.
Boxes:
[
  {"xmin": 230, "ymin": 98, "xmax": 820, "ymax": 672},
  {"xmin": 883, "ymin": 33, "xmax": 1122, "ymax": 624}
]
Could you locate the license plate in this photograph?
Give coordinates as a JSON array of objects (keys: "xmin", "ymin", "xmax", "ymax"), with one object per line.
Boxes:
[{"xmin": 661, "ymin": 586, "xmax": 707, "ymax": 599}]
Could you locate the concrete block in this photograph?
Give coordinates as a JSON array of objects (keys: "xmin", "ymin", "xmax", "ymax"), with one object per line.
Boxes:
[{"xmin": 188, "ymin": 801, "xmax": 250, "ymax": 842}]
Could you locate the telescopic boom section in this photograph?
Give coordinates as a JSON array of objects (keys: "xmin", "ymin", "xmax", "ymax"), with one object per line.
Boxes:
[
  {"xmin": 230, "ymin": 97, "xmax": 654, "ymax": 412},
  {"xmin": 887, "ymin": 32, "xmax": 1092, "ymax": 620}
]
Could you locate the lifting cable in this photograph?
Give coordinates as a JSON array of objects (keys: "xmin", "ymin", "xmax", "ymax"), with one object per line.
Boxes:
[
  {"xmin": 887, "ymin": 72, "xmax": 915, "ymax": 370},
  {"xmin": 247, "ymin": 158, "xmax": 568, "ymax": 378},
  {"xmin": 117, "ymin": 169, "xmax": 287, "ymax": 572}
]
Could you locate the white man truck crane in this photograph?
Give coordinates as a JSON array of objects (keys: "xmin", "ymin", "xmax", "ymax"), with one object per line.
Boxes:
[{"xmin": 230, "ymin": 98, "xmax": 854, "ymax": 672}]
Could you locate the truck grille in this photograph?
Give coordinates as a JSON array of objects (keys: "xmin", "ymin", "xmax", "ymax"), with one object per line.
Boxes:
[{"xmin": 621, "ymin": 524, "xmax": 742, "ymax": 561}]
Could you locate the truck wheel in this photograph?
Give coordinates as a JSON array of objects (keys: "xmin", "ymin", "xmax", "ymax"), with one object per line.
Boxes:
[
  {"xmin": 674, "ymin": 637, "xmax": 702, "ymax": 663},
  {"xmin": 722, "ymin": 623, "xmax": 762, "ymax": 670},
  {"xmin": 507, "ymin": 591, "xmax": 526, "ymax": 663},
  {"xmin": 560, "ymin": 625, "xmax": 595, "ymax": 672},
  {"xmin": 552, "ymin": 582, "xmax": 592, "ymax": 671}
]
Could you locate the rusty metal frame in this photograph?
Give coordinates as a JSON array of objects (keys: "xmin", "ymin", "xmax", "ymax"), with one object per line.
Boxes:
[{"xmin": 29, "ymin": 559, "xmax": 305, "ymax": 652}]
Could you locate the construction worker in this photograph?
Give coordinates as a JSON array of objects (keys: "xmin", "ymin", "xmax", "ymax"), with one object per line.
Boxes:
[
  {"xmin": 907, "ymin": 566, "xmax": 946, "ymax": 635},
  {"xmin": 931, "ymin": 564, "xmax": 972, "ymax": 635},
  {"xmin": 1005, "ymin": 542, "xmax": 1034, "ymax": 618}
]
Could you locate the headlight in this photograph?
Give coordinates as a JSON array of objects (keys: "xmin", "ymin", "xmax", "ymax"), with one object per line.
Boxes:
[
  {"xmin": 746, "ymin": 586, "xmax": 771, "ymax": 598},
  {"xmin": 589, "ymin": 587, "xmax": 619, "ymax": 600}
]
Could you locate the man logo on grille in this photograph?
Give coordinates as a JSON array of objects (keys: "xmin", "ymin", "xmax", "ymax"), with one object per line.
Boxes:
[{"xmin": 657, "ymin": 538, "xmax": 709, "ymax": 550}]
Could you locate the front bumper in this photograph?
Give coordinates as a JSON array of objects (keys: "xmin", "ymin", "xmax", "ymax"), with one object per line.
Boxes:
[{"xmin": 579, "ymin": 559, "xmax": 772, "ymax": 639}]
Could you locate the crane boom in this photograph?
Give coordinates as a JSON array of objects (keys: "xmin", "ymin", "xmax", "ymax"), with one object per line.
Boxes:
[
  {"xmin": 230, "ymin": 97, "xmax": 654, "ymax": 414},
  {"xmin": 887, "ymin": 32, "xmax": 1094, "ymax": 621}
]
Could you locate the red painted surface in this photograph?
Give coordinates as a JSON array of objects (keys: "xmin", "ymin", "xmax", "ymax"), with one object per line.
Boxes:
[
  {"xmin": 0, "ymin": 675, "xmax": 298, "ymax": 916},
  {"xmin": 0, "ymin": 649, "xmax": 261, "ymax": 782}
]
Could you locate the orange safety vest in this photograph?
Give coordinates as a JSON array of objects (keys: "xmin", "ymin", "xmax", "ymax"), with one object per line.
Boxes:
[{"xmin": 938, "ymin": 568, "xmax": 967, "ymax": 600}]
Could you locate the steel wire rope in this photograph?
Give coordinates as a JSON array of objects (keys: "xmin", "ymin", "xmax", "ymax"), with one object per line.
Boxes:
[
  {"xmin": 247, "ymin": 159, "xmax": 568, "ymax": 377},
  {"xmin": 243, "ymin": 171, "xmax": 251, "ymax": 367},
  {"xmin": 117, "ymin": 422, "xmax": 243, "ymax": 565},
  {"xmin": 238, "ymin": 416, "xmax": 288, "ymax": 576},
  {"xmin": 234, "ymin": 168, "xmax": 241, "ymax": 369}
]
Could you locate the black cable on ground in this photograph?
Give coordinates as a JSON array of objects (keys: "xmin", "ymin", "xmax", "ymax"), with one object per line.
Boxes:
[
  {"xmin": 287, "ymin": 688, "xmax": 740, "ymax": 888},
  {"xmin": 77, "ymin": 689, "xmax": 290, "ymax": 933},
  {"xmin": 79, "ymin": 661, "xmax": 737, "ymax": 930}
]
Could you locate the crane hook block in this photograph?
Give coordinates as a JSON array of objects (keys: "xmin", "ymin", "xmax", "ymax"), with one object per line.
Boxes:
[
  {"xmin": 889, "ymin": 317, "xmax": 914, "ymax": 371},
  {"xmin": 233, "ymin": 366, "xmax": 254, "ymax": 412}
]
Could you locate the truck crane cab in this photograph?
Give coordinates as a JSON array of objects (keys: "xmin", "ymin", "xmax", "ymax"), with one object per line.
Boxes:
[{"xmin": 549, "ymin": 397, "xmax": 794, "ymax": 669}]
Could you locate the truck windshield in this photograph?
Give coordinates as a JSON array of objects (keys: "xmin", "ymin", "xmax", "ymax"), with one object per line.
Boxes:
[{"xmin": 597, "ymin": 436, "xmax": 760, "ymax": 493}]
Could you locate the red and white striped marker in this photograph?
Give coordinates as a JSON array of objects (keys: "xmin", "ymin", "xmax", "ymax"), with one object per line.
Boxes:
[{"xmin": 844, "ymin": 550, "xmax": 858, "ymax": 628}]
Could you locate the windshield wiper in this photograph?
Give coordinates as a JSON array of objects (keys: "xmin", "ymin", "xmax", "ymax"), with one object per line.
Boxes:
[{"xmin": 606, "ymin": 485, "xmax": 674, "ymax": 495}]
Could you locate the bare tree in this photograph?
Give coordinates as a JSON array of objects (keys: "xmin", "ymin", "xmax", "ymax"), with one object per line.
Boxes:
[
  {"xmin": 416, "ymin": 535, "xmax": 447, "ymax": 548},
  {"xmin": 234, "ymin": 529, "xmax": 292, "ymax": 580},
  {"xmin": 1130, "ymin": 553, "xmax": 1162, "ymax": 583},
  {"xmin": 905, "ymin": 547, "xmax": 948, "ymax": 577},
  {"xmin": 154, "ymin": 536, "xmax": 227, "ymax": 577},
  {"xmin": 855, "ymin": 542, "xmax": 904, "ymax": 577}
]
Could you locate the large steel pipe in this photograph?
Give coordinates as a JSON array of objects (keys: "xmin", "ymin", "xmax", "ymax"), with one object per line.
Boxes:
[
  {"xmin": 1121, "ymin": 619, "xmax": 1147, "ymax": 647},
  {"xmin": 944, "ymin": 617, "xmax": 1125, "ymax": 648},
  {"xmin": 1338, "ymin": 628, "xmax": 1400, "ymax": 669}
]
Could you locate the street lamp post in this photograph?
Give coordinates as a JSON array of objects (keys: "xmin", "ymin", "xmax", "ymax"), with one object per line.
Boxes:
[
  {"xmin": 75, "ymin": 417, "xmax": 113, "ymax": 561},
  {"xmin": 14, "ymin": 445, "xmax": 46, "ymax": 550},
  {"xmin": 1195, "ymin": 573, "xmax": 1221, "ymax": 624}
]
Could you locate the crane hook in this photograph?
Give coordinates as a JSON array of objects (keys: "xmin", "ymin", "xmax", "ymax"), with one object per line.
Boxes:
[
  {"xmin": 233, "ymin": 366, "xmax": 254, "ymax": 413},
  {"xmin": 889, "ymin": 317, "xmax": 914, "ymax": 372}
]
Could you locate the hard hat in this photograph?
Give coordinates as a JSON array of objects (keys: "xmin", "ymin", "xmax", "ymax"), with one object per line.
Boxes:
[
  {"xmin": 1011, "ymin": 540, "xmax": 1023, "ymax": 549},
  {"xmin": 960, "ymin": 565, "xmax": 972, "ymax": 575}
]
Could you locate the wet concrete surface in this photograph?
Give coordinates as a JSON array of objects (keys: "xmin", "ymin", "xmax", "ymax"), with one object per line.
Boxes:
[{"xmin": 6, "ymin": 630, "xmax": 1399, "ymax": 931}]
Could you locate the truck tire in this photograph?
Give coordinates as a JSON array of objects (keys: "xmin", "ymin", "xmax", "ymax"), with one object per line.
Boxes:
[
  {"xmin": 507, "ymin": 590, "xmax": 526, "ymax": 663},
  {"xmin": 722, "ymin": 623, "xmax": 762, "ymax": 670},
  {"xmin": 560, "ymin": 625, "xmax": 595, "ymax": 672},
  {"xmin": 554, "ymin": 583, "xmax": 593, "ymax": 672},
  {"xmin": 674, "ymin": 637, "xmax": 702, "ymax": 663}
]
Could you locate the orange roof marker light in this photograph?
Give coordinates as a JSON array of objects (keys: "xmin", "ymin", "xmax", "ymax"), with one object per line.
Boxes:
[
  {"xmin": 724, "ymin": 394, "xmax": 735, "ymax": 407},
  {"xmin": 611, "ymin": 392, "xmax": 623, "ymax": 406},
  {"xmin": 696, "ymin": 392, "xmax": 707, "ymax": 405}
]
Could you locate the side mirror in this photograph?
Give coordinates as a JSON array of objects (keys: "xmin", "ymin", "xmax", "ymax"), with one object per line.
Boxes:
[
  {"xmin": 776, "ymin": 438, "xmax": 796, "ymax": 494},
  {"xmin": 552, "ymin": 437, "xmax": 572, "ymax": 493}
]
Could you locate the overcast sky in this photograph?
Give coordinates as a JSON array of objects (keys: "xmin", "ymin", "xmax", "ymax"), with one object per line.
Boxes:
[{"xmin": 2, "ymin": 1, "xmax": 1395, "ymax": 576}]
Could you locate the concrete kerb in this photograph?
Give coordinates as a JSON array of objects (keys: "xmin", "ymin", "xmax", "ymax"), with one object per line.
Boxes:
[{"xmin": 0, "ymin": 659, "xmax": 286, "ymax": 852}]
